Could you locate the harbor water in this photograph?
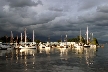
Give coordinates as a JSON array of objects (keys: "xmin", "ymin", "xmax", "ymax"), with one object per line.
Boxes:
[{"xmin": 0, "ymin": 45, "xmax": 108, "ymax": 72}]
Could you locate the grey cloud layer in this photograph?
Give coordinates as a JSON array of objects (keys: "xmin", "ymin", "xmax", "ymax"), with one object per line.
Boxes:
[
  {"xmin": 0, "ymin": 0, "xmax": 108, "ymax": 41},
  {"xmin": 7, "ymin": 0, "xmax": 42, "ymax": 7}
]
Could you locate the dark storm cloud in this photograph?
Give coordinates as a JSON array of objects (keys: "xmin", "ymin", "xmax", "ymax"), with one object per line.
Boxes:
[
  {"xmin": 97, "ymin": 4, "xmax": 108, "ymax": 13},
  {"xmin": 77, "ymin": 4, "xmax": 108, "ymax": 27},
  {"xmin": 48, "ymin": 7, "xmax": 63, "ymax": 12},
  {"xmin": 92, "ymin": 5, "xmax": 108, "ymax": 27},
  {"xmin": 1, "ymin": 0, "xmax": 108, "ymax": 41},
  {"xmin": 78, "ymin": 0, "xmax": 98, "ymax": 10},
  {"xmin": 35, "ymin": 11, "xmax": 63, "ymax": 24},
  {"xmin": 1, "ymin": 3, "xmax": 63, "ymax": 28},
  {"xmin": 94, "ymin": 20, "xmax": 108, "ymax": 26},
  {"xmin": 0, "ymin": 6, "xmax": 8, "ymax": 18},
  {"xmin": 78, "ymin": 0, "xmax": 108, "ymax": 10},
  {"xmin": 7, "ymin": 0, "xmax": 43, "ymax": 7}
]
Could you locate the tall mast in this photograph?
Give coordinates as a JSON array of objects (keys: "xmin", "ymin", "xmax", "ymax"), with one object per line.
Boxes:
[
  {"xmin": 86, "ymin": 26, "xmax": 88, "ymax": 44},
  {"xmin": 33, "ymin": 30, "xmax": 34, "ymax": 44},
  {"xmin": 92, "ymin": 33, "xmax": 93, "ymax": 40},
  {"xmin": 61, "ymin": 35, "xmax": 62, "ymax": 42},
  {"xmin": 21, "ymin": 33, "xmax": 22, "ymax": 45},
  {"xmin": 16, "ymin": 35, "xmax": 18, "ymax": 46},
  {"xmin": 80, "ymin": 29, "xmax": 81, "ymax": 43},
  {"xmin": 66, "ymin": 34, "xmax": 67, "ymax": 45},
  {"xmin": 10, "ymin": 31, "xmax": 13, "ymax": 43},
  {"xmin": 24, "ymin": 28, "xmax": 26, "ymax": 46},
  {"xmin": 48, "ymin": 36, "xmax": 50, "ymax": 43}
]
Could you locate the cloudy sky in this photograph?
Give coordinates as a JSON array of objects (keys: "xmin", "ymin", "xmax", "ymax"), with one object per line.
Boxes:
[{"xmin": 0, "ymin": 0, "xmax": 108, "ymax": 41}]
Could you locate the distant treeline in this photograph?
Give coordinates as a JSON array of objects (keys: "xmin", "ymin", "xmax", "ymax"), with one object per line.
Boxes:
[
  {"xmin": 0, "ymin": 36, "xmax": 31, "ymax": 43},
  {"xmin": 0, "ymin": 35, "xmax": 99, "ymax": 45},
  {"xmin": 57, "ymin": 36, "xmax": 99, "ymax": 45},
  {"xmin": 0, "ymin": 36, "xmax": 42, "ymax": 44}
]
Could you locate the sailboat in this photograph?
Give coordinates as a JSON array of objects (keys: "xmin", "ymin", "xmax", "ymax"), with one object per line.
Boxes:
[
  {"xmin": 38, "ymin": 36, "xmax": 51, "ymax": 53},
  {"xmin": 74, "ymin": 29, "xmax": 83, "ymax": 48},
  {"xmin": 90, "ymin": 33, "xmax": 97, "ymax": 48},
  {"xmin": 84, "ymin": 26, "xmax": 90, "ymax": 48},
  {"xmin": 59, "ymin": 35, "xmax": 68, "ymax": 48},
  {"xmin": 65, "ymin": 35, "xmax": 68, "ymax": 48},
  {"xmin": 19, "ymin": 28, "xmax": 37, "ymax": 49}
]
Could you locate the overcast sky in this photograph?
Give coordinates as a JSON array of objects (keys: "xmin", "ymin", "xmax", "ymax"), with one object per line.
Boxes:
[{"xmin": 0, "ymin": 0, "xmax": 108, "ymax": 41}]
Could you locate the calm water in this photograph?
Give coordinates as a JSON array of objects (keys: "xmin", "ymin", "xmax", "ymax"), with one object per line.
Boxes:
[{"xmin": 0, "ymin": 45, "xmax": 108, "ymax": 72}]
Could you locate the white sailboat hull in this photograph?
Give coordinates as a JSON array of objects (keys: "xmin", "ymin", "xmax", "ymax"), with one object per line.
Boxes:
[{"xmin": 19, "ymin": 45, "xmax": 36, "ymax": 49}]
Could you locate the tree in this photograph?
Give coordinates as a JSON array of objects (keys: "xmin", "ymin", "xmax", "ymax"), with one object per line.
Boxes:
[
  {"xmin": 57, "ymin": 40, "xmax": 61, "ymax": 42},
  {"xmin": 91, "ymin": 38, "xmax": 99, "ymax": 45},
  {"xmin": 35, "ymin": 39, "xmax": 41, "ymax": 44}
]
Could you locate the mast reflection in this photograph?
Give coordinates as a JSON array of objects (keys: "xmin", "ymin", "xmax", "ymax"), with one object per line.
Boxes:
[
  {"xmin": 59, "ymin": 48, "xmax": 68, "ymax": 60},
  {"xmin": 72, "ymin": 47, "xmax": 97, "ymax": 66},
  {"xmin": 84, "ymin": 47, "xmax": 97, "ymax": 66},
  {"xmin": 39, "ymin": 47, "xmax": 51, "ymax": 54},
  {"xmin": 16, "ymin": 49, "xmax": 37, "ymax": 70}
]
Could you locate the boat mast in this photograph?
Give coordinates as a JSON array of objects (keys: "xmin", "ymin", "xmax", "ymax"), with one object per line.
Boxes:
[
  {"xmin": 61, "ymin": 35, "xmax": 62, "ymax": 42},
  {"xmin": 10, "ymin": 31, "xmax": 13, "ymax": 44},
  {"xmin": 66, "ymin": 34, "xmax": 67, "ymax": 45},
  {"xmin": 16, "ymin": 35, "xmax": 18, "ymax": 47},
  {"xmin": 48, "ymin": 36, "xmax": 50, "ymax": 42},
  {"xmin": 92, "ymin": 33, "xmax": 93, "ymax": 40},
  {"xmin": 21, "ymin": 33, "xmax": 22, "ymax": 45},
  {"xmin": 86, "ymin": 26, "xmax": 88, "ymax": 44},
  {"xmin": 33, "ymin": 30, "xmax": 34, "ymax": 44},
  {"xmin": 60, "ymin": 35, "xmax": 62, "ymax": 46},
  {"xmin": 80, "ymin": 29, "xmax": 81, "ymax": 43},
  {"xmin": 24, "ymin": 28, "xmax": 26, "ymax": 46}
]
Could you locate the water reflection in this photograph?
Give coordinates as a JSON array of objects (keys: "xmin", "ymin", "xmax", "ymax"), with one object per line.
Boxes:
[
  {"xmin": 15, "ymin": 49, "xmax": 36, "ymax": 71},
  {"xmin": 73, "ymin": 47, "xmax": 84, "ymax": 54},
  {"xmin": 0, "ymin": 46, "xmax": 106, "ymax": 72},
  {"xmin": 0, "ymin": 50, "xmax": 13, "ymax": 56},
  {"xmin": 83, "ymin": 47, "xmax": 97, "ymax": 66},
  {"xmin": 39, "ymin": 47, "xmax": 50, "ymax": 54},
  {"xmin": 20, "ymin": 49, "xmax": 36, "ymax": 56},
  {"xmin": 71, "ymin": 47, "xmax": 97, "ymax": 67},
  {"xmin": 59, "ymin": 48, "xmax": 68, "ymax": 59}
]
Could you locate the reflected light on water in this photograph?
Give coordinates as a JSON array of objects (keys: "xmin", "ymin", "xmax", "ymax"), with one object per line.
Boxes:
[
  {"xmin": 0, "ymin": 45, "xmax": 107, "ymax": 72},
  {"xmin": 59, "ymin": 48, "xmax": 68, "ymax": 60},
  {"xmin": 20, "ymin": 49, "xmax": 36, "ymax": 55},
  {"xmin": 39, "ymin": 47, "xmax": 51, "ymax": 54},
  {"xmin": 83, "ymin": 47, "xmax": 97, "ymax": 66}
]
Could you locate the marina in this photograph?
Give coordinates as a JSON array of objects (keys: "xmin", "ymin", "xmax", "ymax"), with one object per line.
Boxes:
[
  {"xmin": 0, "ymin": 0, "xmax": 108, "ymax": 72},
  {"xmin": 0, "ymin": 26, "xmax": 104, "ymax": 72}
]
